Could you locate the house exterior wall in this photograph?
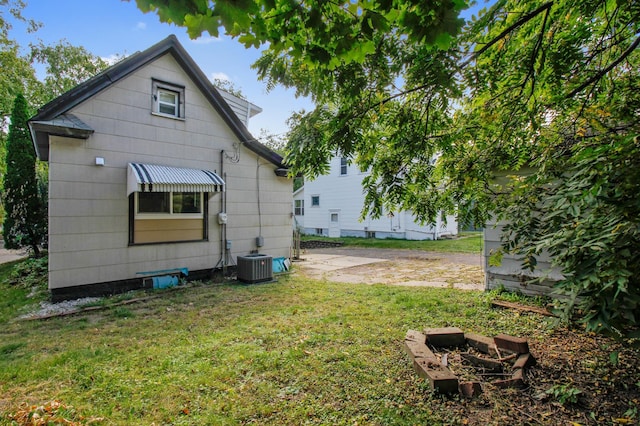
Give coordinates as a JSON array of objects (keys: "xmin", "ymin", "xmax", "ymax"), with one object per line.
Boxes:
[
  {"xmin": 483, "ymin": 169, "xmax": 563, "ymax": 296},
  {"xmin": 217, "ymin": 89, "xmax": 261, "ymax": 127},
  {"xmin": 47, "ymin": 53, "xmax": 291, "ymax": 291},
  {"xmin": 292, "ymin": 187, "xmax": 305, "ymax": 230},
  {"xmin": 299, "ymin": 156, "xmax": 457, "ymax": 240}
]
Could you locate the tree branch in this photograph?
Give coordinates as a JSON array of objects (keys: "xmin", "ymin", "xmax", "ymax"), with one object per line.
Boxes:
[
  {"xmin": 460, "ymin": 1, "xmax": 554, "ymax": 69},
  {"xmin": 565, "ymin": 34, "xmax": 640, "ymax": 99},
  {"xmin": 365, "ymin": 1, "xmax": 555, "ymax": 112}
]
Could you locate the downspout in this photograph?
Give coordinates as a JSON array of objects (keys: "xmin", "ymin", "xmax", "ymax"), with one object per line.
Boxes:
[{"xmin": 220, "ymin": 150, "xmax": 226, "ymax": 275}]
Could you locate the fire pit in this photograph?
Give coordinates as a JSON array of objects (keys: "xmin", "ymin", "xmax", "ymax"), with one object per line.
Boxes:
[{"xmin": 404, "ymin": 327, "xmax": 536, "ymax": 397}]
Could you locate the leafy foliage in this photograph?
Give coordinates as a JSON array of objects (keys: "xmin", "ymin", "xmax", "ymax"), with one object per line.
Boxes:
[
  {"xmin": 135, "ymin": 0, "xmax": 465, "ymax": 67},
  {"xmin": 29, "ymin": 40, "xmax": 111, "ymax": 101},
  {"xmin": 9, "ymin": 255, "xmax": 47, "ymax": 289},
  {"xmin": 0, "ymin": 2, "xmax": 112, "ymax": 257},
  {"xmin": 546, "ymin": 383, "xmax": 582, "ymax": 405},
  {"xmin": 2, "ymin": 94, "xmax": 46, "ymax": 256}
]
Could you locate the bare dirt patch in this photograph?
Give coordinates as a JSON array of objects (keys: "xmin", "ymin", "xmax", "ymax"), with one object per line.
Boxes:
[{"xmin": 296, "ymin": 247, "xmax": 484, "ymax": 290}]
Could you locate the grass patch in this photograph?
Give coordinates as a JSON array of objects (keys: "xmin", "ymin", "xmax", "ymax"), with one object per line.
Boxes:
[
  {"xmin": 0, "ymin": 273, "xmax": 553, "ymax": 425},
  {"xmin": 302, "ymin": 232, "xmax": 482, "ymax": 253}
]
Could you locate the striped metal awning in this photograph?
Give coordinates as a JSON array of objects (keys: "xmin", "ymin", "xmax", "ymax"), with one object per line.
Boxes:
[{"xmin": 127, "ymin": 163, "xmax": 225, "ymax": 195}]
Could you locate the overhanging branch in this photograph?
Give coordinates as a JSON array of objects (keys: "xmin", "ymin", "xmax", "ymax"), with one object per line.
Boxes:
[
  {"xmin": 366, "ymin": 1, "xmax": 555, "ymax": 112},
  {"xmin": 565, "ymin": 34, "xmax": 640, "ymax": 99}
]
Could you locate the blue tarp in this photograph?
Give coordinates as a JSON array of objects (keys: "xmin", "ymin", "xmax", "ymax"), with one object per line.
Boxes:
[
  {"xmin": 273, "ymin": 257, "xmax": 289, "ymax": 273},
  {"xmin": 152, "ymin": 275, "xmax": 179, "ymax": 289}
]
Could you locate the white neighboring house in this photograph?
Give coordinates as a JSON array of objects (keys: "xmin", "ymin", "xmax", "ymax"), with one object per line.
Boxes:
[{"xmin": 293, "ymin": 156, "xmax": 458, "ymax": 240}]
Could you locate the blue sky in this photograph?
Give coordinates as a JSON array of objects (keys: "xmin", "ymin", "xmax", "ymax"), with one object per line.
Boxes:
[
  {"xmin": 8, "ymin": 0, "xmax": 314, "ymax": 138},
  {"xmin": 8, "ymin": 1, "xmax": 489, "ymax": 138}
]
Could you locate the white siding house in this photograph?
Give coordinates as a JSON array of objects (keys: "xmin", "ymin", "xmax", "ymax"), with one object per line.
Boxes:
[
  {"xmin": 294, "ymin": 157, "xmax": 457, "ymax": 240},
  {"xmin": 483, "ymin": 170, "xmax": 563, "ymax": 296},
  {"xmin": 29, "ymin": 35, "xmax": 292, "ymax": 301}
]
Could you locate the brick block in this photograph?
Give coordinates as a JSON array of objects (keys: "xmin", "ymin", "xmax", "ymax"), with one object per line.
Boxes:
[
  {"xmin": 461, "ymin": 353, "xmax": 503, "ymax": 373},
  {"xmin": 425, "ymin": 327, "xmax": 465, "ymax": 347},
  {"xmin": 405, "ymin": 329, "xmax": 427, "ymax": 344},
  {"xmin": 493, "ymin": 368, "xmax": 525, "ymax": 389},
  {"xmin": 414, "ymin": 358, "xmax": 459, "ymax": 393},
  {"xmin": 404, "ymin": 340, "xmax": 438, "ymax": 362},
  {"xmin": 459, "ymin": 381, "xmax": 483, "ymax": 398},
  {"xmin": 465, "ymin": 332, "xmax": 498, "ymax": 356},
  {"xmin": 512, "ymin": 353, "xmax": 537, "ymax": 370},
  {"xmin": 494, "ymin": 334, "xmax": 529, "ymax": 354}
]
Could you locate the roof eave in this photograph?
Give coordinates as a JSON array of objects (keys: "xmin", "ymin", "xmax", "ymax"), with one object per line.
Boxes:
[{"xmin": 28, "ymin": 34, "xmax": 287, "ymax": 169}]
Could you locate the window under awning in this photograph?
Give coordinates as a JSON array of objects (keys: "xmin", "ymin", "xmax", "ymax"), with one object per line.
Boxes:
[{"xmin": 127, "ymin": 163, "xmax": 225, "ymax": 196}]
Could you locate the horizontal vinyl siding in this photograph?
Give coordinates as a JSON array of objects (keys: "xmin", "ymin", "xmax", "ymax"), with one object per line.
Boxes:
[
  {"xmin": 484, "ymin": 217, "xmax": 563, "ymax": 297},
  {"xmin": 47, "ymin": 53, "xmax": 292, "ymax": 291}
]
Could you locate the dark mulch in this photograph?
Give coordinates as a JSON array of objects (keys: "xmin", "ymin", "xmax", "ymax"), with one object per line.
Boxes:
[{"xmin": 440, "ymin": 328, "xmax": 639, "ymax": 425}]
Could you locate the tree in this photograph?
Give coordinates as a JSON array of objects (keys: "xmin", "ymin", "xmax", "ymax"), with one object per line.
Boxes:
[
  {"xmin": 3, "ymin": 93, "xmax": 46, "ymax": 256},
  {"xmin": 136, "ymin": 0, "xmax": 640, "ymax": 335},
  {"xmin": 0, "ymin": 0, "xmax": 112, "ymax": 210},
  {"xmin": 29, "ymin": 40, "xmax": 111, "ymax": 102}
]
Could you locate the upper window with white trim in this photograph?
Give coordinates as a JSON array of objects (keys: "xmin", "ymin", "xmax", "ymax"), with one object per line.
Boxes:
[
  {"xmin": 152, "ymin": 79, "xmax": 185, "ymax": 119},
  {"xmin": 340, "ymin": 157, "xmax": 348, "ymax": 175}
]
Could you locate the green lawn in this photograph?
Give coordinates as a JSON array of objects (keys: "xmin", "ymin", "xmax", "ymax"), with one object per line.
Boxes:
[
  {"xmin": 0, "ymin": 260, "xmax": 544, "ymax": 425},
  {"xmin": 1, "ymin": 253, "xmax": 637, "ymax": 425},
  {"xmin": 301, "ymin": 232, "xmax": 483, "ymax": 253}
]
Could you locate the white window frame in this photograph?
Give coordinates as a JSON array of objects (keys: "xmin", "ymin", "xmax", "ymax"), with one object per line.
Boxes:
[
  {"xmin": 340, "ymin": 157, "xmax": 348, "ymax": 175},
  {"xmin": 135, "ymin": 191, "xmax": 203, "ymax": 220},
  {"xmin": 152, "ymin": 79, "xmax": 185, "ymax": 119},
  {"xmin": 294, "ymin": 199, "xmax": 304, "ymax": 216},
  {"xmin": 311, "ymin": 195, "xmax": 320, "ymax": 207}
]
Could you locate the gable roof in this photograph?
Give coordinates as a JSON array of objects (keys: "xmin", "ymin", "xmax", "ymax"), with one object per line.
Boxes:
[{"xmin": 28, "ymin": 34, "xmax": 286, "ymax": 169}]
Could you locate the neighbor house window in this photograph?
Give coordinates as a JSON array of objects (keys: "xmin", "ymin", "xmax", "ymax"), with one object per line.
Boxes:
[
  {"xmin": 130, "ymin": 191, "xmax": 207, "ymax": 244},
  {"xmin": 340, "ymin": 157, "xmax": 348, "ymax": 175},
  {"xmin": 311, "ymin": 195, "xmax": 320, "ymax": 207},
  {"xmin": 294, "ymin": 199, "xmax": 304, "ymax": 216},
  {"xmin": 152, "ymin": 79, "xmax": 185, "ymax": 119}
]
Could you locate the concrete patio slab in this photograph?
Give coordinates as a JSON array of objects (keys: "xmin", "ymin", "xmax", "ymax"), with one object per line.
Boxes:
[
  {"xmin": 295, "ymin": 248, "xmax": 484, "ymax": 290},
  {"xmin": 298, "ymin": 253, "xmax": 387, "ymax": 272}
]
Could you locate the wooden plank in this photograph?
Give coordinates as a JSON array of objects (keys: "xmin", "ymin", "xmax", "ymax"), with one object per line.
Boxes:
[
  {"xmin": 461, "ymin": 353, "xmax": 503, "ymax": 373},
  {"xmin": 425, "ymin": 327, "xmax": 465, "ymax": 347},
  {"xmin": 492, "ymin": 299, "xmax": 556, "ymax": 317},
  {"xmin": 465, "ymin": 332, "xmax": 498, "ymax": 356},
  {"xmin": 494, "ymin": 334, "xmax": 529, "ymax": 354},
  {"xmin": 413, "ymin": 358, "xmax": 459, "ymax": 394}
]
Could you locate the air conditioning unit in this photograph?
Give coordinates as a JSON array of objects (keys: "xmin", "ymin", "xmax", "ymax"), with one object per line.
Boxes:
[{"xmin": 237, "ymin": 254, "xmax": 273, "ymax": 283}]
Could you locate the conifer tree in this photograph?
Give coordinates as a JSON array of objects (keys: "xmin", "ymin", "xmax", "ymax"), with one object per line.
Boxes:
[{"xmin": 3, "ymin": 93, "xmax": 46, "ymax": 256}]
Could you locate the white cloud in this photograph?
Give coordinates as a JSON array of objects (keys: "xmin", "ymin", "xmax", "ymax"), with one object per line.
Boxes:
[
  {"xmin": 191, "ymin": 35, "xmax": 222, "ymax": 44},
  {"xmin": 101, "ymin": 53, "xmax": 127, "ymax": 65},
  {"xmin": 210, "ymin": 72, "xmax": 230, "ymax": 82},
  {"xmin": 136, "ymin": 22, "xmax": 147, "ymax": 30}
]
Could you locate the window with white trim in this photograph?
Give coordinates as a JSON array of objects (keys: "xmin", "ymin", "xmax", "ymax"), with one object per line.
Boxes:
[
  {"xmin": 294, "ymin": 199, "xmax": 304, "ymax": 216},
  {"xmin": 311, "ymin": 195, "xmax": 320, "ymax": 207},
  {"xmin": 340, "ymin": 157, "xmax": 348, "ymax": 175},
  {"xmin": 136, "ymin": 192, "xmax": 202, "ymax": 217},
  {"xmin": 130, "ymin": 191, "xmax": 207, "ymax": 245},
  {"xmin": 152, "ymin": 79, "xmax": 185, "ymax": 118}
]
